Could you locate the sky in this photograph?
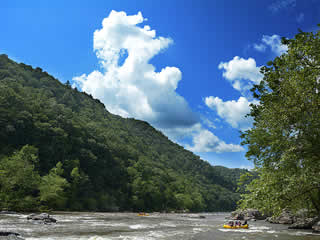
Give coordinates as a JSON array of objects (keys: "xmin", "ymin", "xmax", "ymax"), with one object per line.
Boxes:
[{"xmin": 1, "ymin": 0, "xmax": 320, "ymax": 169}]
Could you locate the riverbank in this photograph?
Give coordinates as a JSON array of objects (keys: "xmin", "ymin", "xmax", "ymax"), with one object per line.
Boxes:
[{"xmin": 230, "ymin": 209, "xmax": 320, "ymax": 233}]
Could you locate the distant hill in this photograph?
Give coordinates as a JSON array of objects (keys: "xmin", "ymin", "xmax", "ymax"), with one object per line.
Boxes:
[{"xmin": 0, "ymin": 54, "xmax": 249, "ymax": 212}]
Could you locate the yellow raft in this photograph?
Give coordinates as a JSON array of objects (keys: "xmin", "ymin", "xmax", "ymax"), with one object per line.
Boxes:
[
  {"xmin": 223, "ymin": 224, "xmax": 249, "ymax": 229},
  {"xmin": 137, "ymin": 213, "xmax": 149, "ymax": 216}
]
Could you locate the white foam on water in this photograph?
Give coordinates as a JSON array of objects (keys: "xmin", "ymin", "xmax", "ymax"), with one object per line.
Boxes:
[
  {"xmin": 129, "ymin": 224, "xmax": 155, "ymax": 230},
  {"xmin": 150, "ymin": 229, "xmax": 187, "ymax": 238},
  {"xmin": 1, "ymin": 213, "xmax": 26, "ymax": 218},
  {"xmin": 88, "ymin": 236, "xmax": 111, "ymax": 240},
  {"xmin": 26, "ymin": 236, "xmax": 114, "ymax": 240},
  {"xmin": 218, "ymin": 228, "xmax": 263, "ymax": 233},
  {"xmin": 57, "ymin": 219, "xmax": 73, "ymax": 222},
  {"xmin": 0, "ymin": 219, "xmax": 11, "ymax": 223},
  {"xmin": 148, "ymin": 231, "xmax": 167, "ymax": 238},
  {"xmin": 0, "ymin": 226, "xmax": 34, "ymax": 233},
  {"xmin": 104, "ymin": 222, "xmax": 127, "ymax": 227},
  {"xmin": 116, "ymin": 235, "xmax": 153, "ymax": 240},
  {"xmin": 290, "ymin": 231, "xmax": 315, "ymax": 236},
  {"xmin": 89, "ymin": 222, "xmax": 112, "ymax": 227},
  {"xmin": 193, "ymin": 227, "xmax": 206, "ymax": 233},
  {"xmin": 218, "ymin": 224, "xmax": 272, "ymax": 234},
  {"xmin": 26, "ymin": 238, "xmax": 58, "ymax": 240},
  {"xmin": 191, "ymin": 222, "xmax": 211, "ymax": 228},
  {"xmin": 250, "ymin": 225, "xmax": 270, "ymax": 230},
  {"xmin": 159, "ymin": 221, "xmax": 176, "ymax": 227}
]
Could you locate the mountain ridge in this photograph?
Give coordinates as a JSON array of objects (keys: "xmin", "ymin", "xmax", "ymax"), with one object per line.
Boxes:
[{"xmin": 0, "ymin": 54, "xmax": 248, "ymax": 212}]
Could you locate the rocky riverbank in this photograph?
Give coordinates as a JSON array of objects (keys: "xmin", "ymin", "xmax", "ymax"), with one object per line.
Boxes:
[
  {"xmin": 231, "ymin": 209, "xmax": 320, "ymax": 233},
  {"xmin": 230, "ymin": 208, "xmax": 268, "ymax": 221}
]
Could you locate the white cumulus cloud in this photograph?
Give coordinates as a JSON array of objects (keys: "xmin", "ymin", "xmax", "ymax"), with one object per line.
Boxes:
[
  {"xmin": 205, "ymin": 35, "xmax": 288, "ymax": 132},
  {"xmin": 186, "ymin": 129, "xmax": 244, "ymax": 153},
  {"xmin": 253, "ymin": 43, "xmax": 267, "ymax": 52},
  {"xmin": 253, "ymin": 35, "xmax": 288, "ymax": 56},
  {"xmin": 262, "ymin": 35, "xmax": 288, "ymax": 56},
  {"xmin": 218, "ymin": 56, "xmax": 263, "ymax": 92},
  {"xmin": 205, "ymin": 96, "xmax": 256, "ymax": 130},
  {"xmin": 73, "ymin": 10, "xmax": 242, "ymax": 154},
  {"xmin": 73, "ymin": 10, "xmax": 198, "ymax": 131}
]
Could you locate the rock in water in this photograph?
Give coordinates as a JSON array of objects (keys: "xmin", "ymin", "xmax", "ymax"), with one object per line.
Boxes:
[
  {"xmin": 27, "ymin": 213, "xmax": 57, "ymax": 223},
  {"xmin": 312, "ymin": 220, "xmax": 320, "ymax": 233},
  {"xmin": 181, "ymin": 214, "xmax": 206, "ymax": 219},
  {"xmin": 288, "ymin": 218, "xmax": 315, "ymax": 229},
  {"xmin": 0, "ymin": 232, "xmax": 24, "ymax": 240},
  {"xmin": 231, "ymin": 209, "xmax": 267, "ymax": 220},
  {"xmin": 289, "ymin": 217, "xmax": 318, "ymax": 229},
  {"xmin": 266, "ymin": 209, "xmax": 294, "ymax": 224}
]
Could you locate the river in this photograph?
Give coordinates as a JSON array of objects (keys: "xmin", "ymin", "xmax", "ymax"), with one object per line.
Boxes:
[{"xmin": 1, "ymin": 212, "xmax": 320, "ymax": 240}]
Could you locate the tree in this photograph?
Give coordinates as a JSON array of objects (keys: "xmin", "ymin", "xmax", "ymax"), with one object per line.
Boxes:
[
  {"xmin": 0, "ymin": 145, "xmax": 40, "ymax": 211},
  {"xmin": 39, "ymin": 162, "xmax": 69, "ymax": 209},
  {"xmin": 239, "ymin": 27, "xmax": 320, "ymax": 215}
]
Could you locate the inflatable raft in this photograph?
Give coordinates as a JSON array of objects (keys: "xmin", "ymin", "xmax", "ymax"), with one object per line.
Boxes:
[
  {"xmin": 137, "ymin": 213, "xmax": 149, "ymax": 216},
  {"xmin": 223, "ymin": 224, "xmax": 249, "ymax": 229}
]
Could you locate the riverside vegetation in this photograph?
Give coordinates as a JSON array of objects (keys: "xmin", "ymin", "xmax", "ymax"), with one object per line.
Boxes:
[
  {"xmin": 238, "ymin": 27, "xmax": 320, "ymax": 218},
  {"xmin": 0, "ymin": 54, "xmax": 249, "ymax": 213}
]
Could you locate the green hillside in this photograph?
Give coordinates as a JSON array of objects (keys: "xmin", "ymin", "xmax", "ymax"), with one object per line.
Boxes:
[{"xmin": 0, "ymin": 54, "xmax": 247, "ymax": 212}]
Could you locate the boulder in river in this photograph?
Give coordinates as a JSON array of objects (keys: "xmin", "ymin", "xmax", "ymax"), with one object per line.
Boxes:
[
  {"xmin": 266, "ymin": 209, "xmax": 294, "ymax": 224},
  {"xmin": 312, "ymin": 220, "xmax": 320, "ymax": 233},
  {"xmin": 181, "ymin": 214, "xmax": 206, "ymax": 219},
  {"xmin": 0, "ymin": 231, "xmax": 24, "ymax": 240},
  {"xmin": 27, "ymin": 213, "xmax": 57, "ymax": 223},
  {"xmin": 289, "ymin": 217, "xmax": 318, "ymax": 229},
  {"xmin": 231, "ymin": 209, "xmax": 267, "ymax": 220}
]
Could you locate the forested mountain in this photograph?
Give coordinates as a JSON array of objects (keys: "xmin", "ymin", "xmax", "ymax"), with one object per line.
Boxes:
[{"xmin": 0, "ymin": 54, "xmax": 247, "ymax": 212}]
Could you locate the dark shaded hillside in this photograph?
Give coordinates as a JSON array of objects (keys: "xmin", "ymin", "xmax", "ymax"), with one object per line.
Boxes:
[{"xmin": 0, "ymin": 54, "xmax": 248, "ymax": 212}]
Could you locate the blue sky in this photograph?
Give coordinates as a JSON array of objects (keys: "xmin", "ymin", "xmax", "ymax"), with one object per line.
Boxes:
[{"xmin": 1, "ymin": 0, "xmax": 320, "ymax": 169}]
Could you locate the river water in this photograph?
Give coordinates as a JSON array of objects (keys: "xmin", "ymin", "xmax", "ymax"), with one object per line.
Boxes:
[{"xmin": 1, "ymin": 212, "xmax": 320, "ymax": 240}]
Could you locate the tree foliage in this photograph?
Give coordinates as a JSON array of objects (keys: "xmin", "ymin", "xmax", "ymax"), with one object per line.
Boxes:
[
  {"xmin": 0, "ymin": 145, "xmax": 40, "ymax": 211},
  {"xmin": 239, "ymin": 27, "xmax": 320, "ymax": 215},
  {"xmin": 39, "ymin": 162, "xmax": 69, "ymax": 209}
]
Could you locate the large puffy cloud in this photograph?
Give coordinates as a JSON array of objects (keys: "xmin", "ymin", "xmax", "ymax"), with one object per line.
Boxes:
[
  {"xmin": 218, "ymin": 56, "xmax": 263, "ymax": 92},
  {"xmin": 186, "ymin": 129, "xmax": 244, "ymax": 153},
  {"xmin": 74, "ymin": 10, "xmax": 198, "ymax": 131},
  {"xmin": 206, "ymin": 56, "xmax": 262, "ymax": 130},
  {"xmin": 164, "ymin": 123, "xmax": 244, "ymax": 153},
  {"xmin": 74, "ymin": 10, "xmax": 243, "ymax": 153},
  {"xmin": 205, "ymin": 96, "xmax": 257, "ymax": 130},
  {"xmin": 205, "ymin": 34, "xmax": 287, "ymax": 134}
]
